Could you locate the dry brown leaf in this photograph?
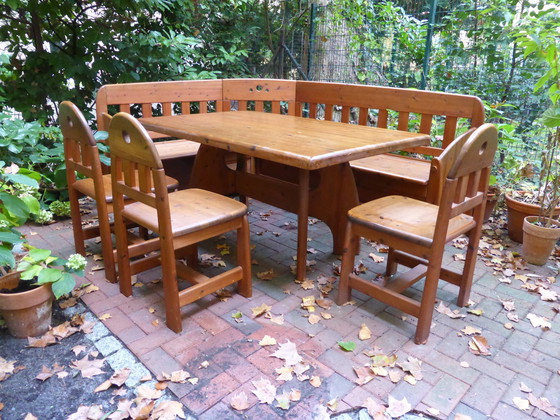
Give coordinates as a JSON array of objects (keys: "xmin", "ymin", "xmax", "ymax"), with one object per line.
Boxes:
[
  {"xmin": 251, "ymin": 303, "xmax": 272, "ymax": 317},
  {"xmin": 316, "ymin": 298, "xmax": 333, "ymax": 310},
  {"xmin": 301, "ymin": 279, "xmax": 315, "ymax": 290},
  {"xmin": 436, "ymin": 302, "xmax": 465, "ymax": 319},
  {"xmin": 389, "ymin": 369, "xmax": 403, "ymax": 383},
  {"xmin": 501, "ymin": 299, "xmax": 516, "ymax": 311},
  {"xmin": 67, "ymin": 405, "xmax": 104, "ymax": 420},
  {"xmin": 513, "ymin": 397, "xmax": 530, "ymax": 411},
  {"xmin": 256, "ymin": 268, "xmax": 276, "ymax": 281},
  {"xmin": 251, "ymin": 378, "xmax": 277, "ymax": 404},
  {"xmin": 526, "ymin": 313, "xmax": 551, "ymax": 329},
  {"xmin": 369, "ymin": 253, "xmax": 384, "ymax": 263},
  {"xmin": 136, "ymin": 384, "xmax": 163, "ymax": 400},
  {"xmin": 0, "ymin": 356, "xmax": 17, "ymax": 381},
  {"xmin": 354, "ymin": 366, "xmax": 374, "ymax": 385},
  {"xmin": 267, "ymin": 313, "xmax": 285, "ymax": 325},
  {"xmin": 371, "ymin": 353, "xmax": 398, "ymax": 367},
  {"xmin": 386, "ymin": 395, "xmax": 412, "ymax": 418},
  {"xmin": 528, "ymin": 393, "xmax": 559, "ymax": 416},
  {"xmin": 289, "ymin": 389, "xmax": 301, "ymax": 401},
  {"xmin": 507, "ymin": 312, "xmax": 519, "ymax": 322},
  {"xmin": 538, "ymin": 287, "xmax": 558, "ymax": 302},
  {"xmin": 27, "ymin": 332, "xmax": 57, "ymax": 348},
  {"xmin": 461, "ymin": 326, "xmax": 481, "ymax": 336},
  {"xmin": 127, "ymin": 400, "xmax": 155, "ymax": 420},
  {"xmin": 308, "ymin": 314, "xmax": 321, "ymax": 325},
  {"xmin": 70, "ymin": 355, "xmax": 105, "ymax": 378},
  {"xmin": 468, "ymin": 336, "xmax": 492, "ymax": 356},
  {"xmin": 460, "ymin": 361, "xmax": 470, "ymax": 368},
  {"xmin": 397, "ymin": 357, "xmax": 423, "ymax": 380},
  {"xmin": 72, "ymin": 345, "xmax": 87, "ymax": 356},
  {"xmin": 371, "ymin": 366, "xmax": 388, "ymax": 377},
  {"xmin": 23, "ymin": 414, "xmax": 38, "ymax": 420},
  {"xmin": 519, "ymin": 382, "xmax": 532, "ymax": 393},
  {"xmin": 309, "ymin": 376, "xmax": 321, "ymax": 387},
  {"xmin": 359, "ymin": 324, "xmax": 372, "ymax": 340},
  {"xmin": 170, "ymin": 370, "xmax": 191, "ymax": 383},
  {"xmin": 231, "ymin": 392, "xmax": 250, "ymax": 411},
  {"xmin": 321, "ymin": 312, "xmax": 333, "ymax": 320},
  {"xmin": 35, "ymin": 363, "xmax": 64, "ymax": 382},
  {"xmin": 362, "ymin": 397, "xmax": 386, "ymax": 418},
  {"xmin": 275, "ymin": 366, "xmax": 294, "ymax": 382},
  {"xmin": 259, "ymin": 335, "xmax": 277, "ymax": 346},
  {"xmin": 327, "ymin": 398, "xmax": 338, "ymax": 412},
  {"xmin": 504, "ymin": 322, "xmax": 514, "ymax": 330},
  {"xmin": 271, "ymin": 341, "xmax": 302, "ymax": 366},
  {"xmin": 150, "ymin": 401, "xmax": 186, "ymax": 419},
  {"xmin": 99, "ymin": 313, "xmax": 111, "ymax": 321}
]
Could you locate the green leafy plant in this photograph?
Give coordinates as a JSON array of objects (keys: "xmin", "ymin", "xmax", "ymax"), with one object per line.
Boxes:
[
  {"xmin": 16, "ymin": 247, "xmax": 86, "ymax": 299},
  {"xmin": 0, "ymin": 163, "xmax": 42, "ymax": 268},
  {"xmin": 49, "ymin": 200, "xmax": 71, "ymax": 218},
  {"xmin": 516, "ymin": 6, "xmax": 560, "ymax": 226}
]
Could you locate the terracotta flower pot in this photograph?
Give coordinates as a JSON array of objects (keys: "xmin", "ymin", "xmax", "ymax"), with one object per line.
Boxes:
[
  {"xmin": 0, "ymin": 271, "xmax": 54, "ymax": 338},
  {"xmin": 505, "ymin": 193, "xmax": 560, "ymax": 243},
  {"xmin": 522, "ymin": 216, "xmax": 560, "ymax": 265}
]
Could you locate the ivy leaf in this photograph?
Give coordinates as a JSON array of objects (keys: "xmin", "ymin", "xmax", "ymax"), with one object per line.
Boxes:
[{"xmin": 338, "ymin": 341, "xmax": 356, "ymax": 352}]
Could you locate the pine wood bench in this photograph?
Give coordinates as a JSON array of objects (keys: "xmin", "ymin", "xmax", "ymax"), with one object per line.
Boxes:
[{"xmin": 96, "ymin": 79, "xmax": 485, "ymax": 202}]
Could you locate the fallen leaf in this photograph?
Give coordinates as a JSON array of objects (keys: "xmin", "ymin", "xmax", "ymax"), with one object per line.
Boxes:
[
  {"xmin": 271, "ymin": 341, "xmax": 303, "ymax": 366},
  {"xmin": 308, "ymin": 314, "xmax": 321, "ymax": 325},
  {"xmin": 403, "ymin": 375, "xmax": 417, "ymax": 385},
  {"xmin": 513, "ymin": 397, "xmax": 530, "ymax": 411},
  {"xmin": 354, "ymin": 366, "xmax": 374, "ymax": 385},
  {"xmin": 252, "ymin": 378, "xmax": 277, "ymax": 404},
  {"xmin": 386, "ymin": 395, "xmax": 411, "ymax": 418},
  {"xmin": 275, "ymin": 366, "xmax": 294, "ymax": 382},
  {"xmin": 301, "ymin": 279, "xmax": 315, "ymax": 290},
  {"xmin": 519, "ymin": 382, "xmax": 532, "ymax": 393},
  {"xmin": 70, "ymin": 355, "xmax": 105, "ymax": 378},
  {"xmin": 369, "ymin": 253, "xmax": 384, "ymax": 263},
  {"xmin": 321, "ymin": 312, "xmax": 333, "ymax": 320},
  {"xmin": 436, "ymin": 302, "xmax": 465, "ymax": 319},
  {"xmin": 67, "ymin": 405, "xmax": 104, "ymax": 420},
  {"xmin": 504, "ymin": 322, "xmax": 514, "ymax": 330},
  {"xmin": 267, "ymin": 313, "xmax": 285, "ymax": 325},
  {"xmin": 275, "ymin": 393, "xmax": 290, "ymax": 410},
  {"xmin": 501, "ymin": 299, "xmax": 516, "ymax": 311},
  {"xmin": 528, "ymin": 393, "xmax": 559, "ymax": 416},
  {"xmin": 316, "ymin": 298, "xmax": 333, "ymax": 310},
  {"xmin": 259, "ymin": 335, "xmax": 277, "ymax": 346},
  {"xmin": 27, "ymin": 332, "xmax": 57, "ymax": 348},
  {"xmin": 99, "ymin": 313, "xmax": 111, "ymax": 321},
  {"xmin": 397, "ymin": 357, "xmax": 423, "ymax": 380},
  {"xmin": 362, "ymin": 397, "xmax": 386, "ymax": 418},
  {"xmin": 231, "ymin": 311, "xmax": 243, "ymax": 323},
  {"xmin": 231, "ymin": 392, "xmax": 250, "ymax": 411},
  {"xmin": 467, "ymin": 309, "xmax": 484, "ymax": 316},
  {"xmin": 507, "ymin": 313, "xmax": 519, "ymax": 322},
  {"xmin": 461, "ymin": 325, "xmax": 481, "ymax": 336},
  {"xmin": 170, "ymin": 370, "xmax": 191, "ymax": 383},
  {"xmin": 251, "ymin": 303, "xmax": 272, "ymax": 317},
  {"xmin": 72, "ymin": 345, "xmax": 87, "ymax": 356},
  {"xmin": 371, "ymin": 353, "xmax": 398, "ymax": 367},
  {"xmin": 526, "ymin": 313, "xmax": 551, "ymax": 329},
  {"xmin": 199, "ymin": 361, "xmax": 209, "ymax": 369},
  {"xmin": 468, "ymin": 336, "xmax": 492, "ymax": 356},
  {"xmin": 0, "ymin": 356, "xmax": 17, "ymax": 381},
  {"xmin": 36, "ymin": 364, "xmax": 64, "ymax": 382},
  {"xmin": 460, "ymin": 361, "xmax": 470, "ymax": 368},
  {"xmin": 256, "ymin": 268, "xmax": 276, "ymax": 281},
  {"xmin": 359, "ymin": 324, "xmax": 372, "ymax": 340},
  {"xmin": 289, "ymin": 389, "xmax": 301, "ymax": 401},
  {"xmin": 338, "ymin": 341, "xmax": 356, "ymax": 352},
  {"xmin": 426, "ymin": 407, "xmax": 440, "ymax": 416},
  {"xmin": 136, "ymin": 384, "xmax": 163, "ymax": 400},
  {"xmin": 150, "ymin": 401, "xmax": 186, "ymax": 419},
  {"xmin": 309, "ymin": 376, "xmax": 321, "ymax": 387},
  {"xmin": 23, "ymin": 414, "xmax": 38, "ymax": 420},
  {"xmin": 371, "ymin": 366, "xmax": 388, "ymax": 377},
  {"xmin": 327, "ymin": 398, "xmax": 338, "ymax": 411},
  {"xmin": 538, "ymin": 288, "xmax": 557, "ymax": 301}
]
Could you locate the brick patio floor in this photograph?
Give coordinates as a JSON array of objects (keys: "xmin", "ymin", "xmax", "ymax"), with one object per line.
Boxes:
[{"xmin": 20, "ymin": 199, "xmax": 560, "ymax": 419}]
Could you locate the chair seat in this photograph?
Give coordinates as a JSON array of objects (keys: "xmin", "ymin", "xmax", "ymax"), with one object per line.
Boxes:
[
  {"xmin": 74, "ymin": 174, "xmax": 179, "ymax": 203},
  {"xmin": 348, "ymin": 195, "xmax": 475, "ymax": 247},
  {"xmin": 123, "ymin": 188, "xmax": 247, "ymax": 236},
  {"xmin": 351, "ymin": 154, "xmax": 431, "ymax": 184}
]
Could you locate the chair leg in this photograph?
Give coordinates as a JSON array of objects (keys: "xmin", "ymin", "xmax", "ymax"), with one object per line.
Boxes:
[
  {"xmin": 336, "ymin": 221, "xmax": 358, "ymax": 305},
  {"xmin": 114, "ymin": 214, "xmax": 133, "ymax": 297},
  {"xmin": 237, "ymin": 215, "xmax": 252, "ymax": 298},
  {"xmin": 457, "ymin": 230, "xmax": 478, "ymax": 307},
  {"xmin": 160, "ymin": 237, "xmax": 182, "ymax": 333},
  {"xmin": 385, "ymin": 247, "xmax": 398, "ymax": 276},
  {"xmin": 68, "ymin": 187, "xmax": 86, "ymax": 255},
  {"xmin": 414, "ymin": 258, "xmax": 444, "ymax": 344}
]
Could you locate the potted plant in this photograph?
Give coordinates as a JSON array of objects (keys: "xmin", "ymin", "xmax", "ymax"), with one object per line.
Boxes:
[
  {"xmin": 513, "ymin": 11, "xmax": 560, "ymax": 264},
  {"xmin": 0, "ymin": 247, "xmax": 86, "ymax": 338}
]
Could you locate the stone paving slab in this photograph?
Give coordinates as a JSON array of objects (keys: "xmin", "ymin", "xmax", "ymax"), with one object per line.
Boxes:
[{"xmin": 17, "ymin": 199, "xmax": 560, "ymax": 419}]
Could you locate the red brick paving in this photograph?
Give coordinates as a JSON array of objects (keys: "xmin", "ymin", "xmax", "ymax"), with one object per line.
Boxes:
[{"xmin": 21, "ymin": 199, "xmax": 560, "ymax": 419}]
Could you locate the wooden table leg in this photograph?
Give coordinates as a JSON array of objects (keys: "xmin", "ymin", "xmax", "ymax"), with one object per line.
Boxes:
[{"xmin": 296, "ymin": 169, "xmax": 310, "ymax": 281}]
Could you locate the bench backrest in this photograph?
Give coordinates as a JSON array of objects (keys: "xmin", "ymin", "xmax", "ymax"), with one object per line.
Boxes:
[
  {"xmin": 294, "ymin": 81, "xmax": 485, "ymax": 157},
  {"xmin": 96, "ymin": 79, "xmax": 484, "ymax": 158}
]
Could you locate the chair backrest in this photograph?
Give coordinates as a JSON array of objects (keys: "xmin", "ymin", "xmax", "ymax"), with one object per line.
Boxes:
[
  {"xmin": 434, "ymin": 123, "xmax": 498, "ymax": 217},
  {"xmin": 60, "ymin": 101, "xmax": 104, "ymax": 188},
  {"xmin": 294, "ymin": 81, "xmax": 485, "ymax": 157},
  {"xmin": 108, "ymin": 112, "xmax": 164, "ymax": 211}
]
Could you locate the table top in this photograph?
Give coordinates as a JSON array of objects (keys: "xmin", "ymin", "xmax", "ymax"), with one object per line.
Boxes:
[{"xmin": 141, "ymin": 112, "xmax": 430, "ymax": 170}]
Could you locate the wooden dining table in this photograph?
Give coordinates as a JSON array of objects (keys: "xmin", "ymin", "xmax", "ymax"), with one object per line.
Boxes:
[{"xmin": 140, "ymin": 111, "xmax": 430, "ymax": 281}]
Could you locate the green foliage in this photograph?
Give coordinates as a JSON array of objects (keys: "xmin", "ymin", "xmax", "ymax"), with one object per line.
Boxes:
[
  {"xmin": 0, "ymin": 111, "xmax": 66, "ymax": 195},
  {"xmin": 17, "ymin": 247, "xmax": 86, "ymax": 299},
  {"xmin": 0, "ymin": 0, "xmax": 301, "ymax": 123},
  {"xmin": 49, "ymin": 200, "xmax": 71, "ymax": 218},
  {"xmin": 0, "ymin": 164, "xmax": 42, "ymax": 268}
]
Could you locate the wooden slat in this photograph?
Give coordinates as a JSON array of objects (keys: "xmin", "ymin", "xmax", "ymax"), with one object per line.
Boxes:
[
  {"xmin": 162, "ymin": 102, "xmax": 172, "ymax": 116},
  {"xmin": 378, "ymin": 109, "xmax": 388, "ymax": 128},
  {"xmin": 324, "ymin": 104, "xmax": 333, "ymax": 121},
  {"xmin": 341, "ymin": 105, "xmax": 350, "ymax": 123},
  {"xmin": 142, "ymin": 103, "xmax": 152, "ymax": 118},
  {"xmin": 348, "ymin": 274, "xmax": 421, "ymax": 317},
  {"xmin": 178, "ymin": 266, "xmax": 243, "ymax": 307},
  {"xmin": 358, "ymin": 107, "xmax": 368, "ymax": 126},
  {"xmin": 397, "ymin": 111, "xmax": 410, "ymax": 131},
  {"xmin": 385, "ymin": 264, "xmax": 428, "ymax": 293}
]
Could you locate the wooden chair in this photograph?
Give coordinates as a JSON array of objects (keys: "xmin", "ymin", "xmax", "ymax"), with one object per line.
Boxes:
[
  {"xmin": 60, "ymin": 101, "xmax": 178, "ymax": 283},
  {"xmin": 109, "ymin": 112, "xmax": 252, "ymax": 333},
  {"xmin": 336, "ymin": 123, "xmax": 498, "ymax": 344}
]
